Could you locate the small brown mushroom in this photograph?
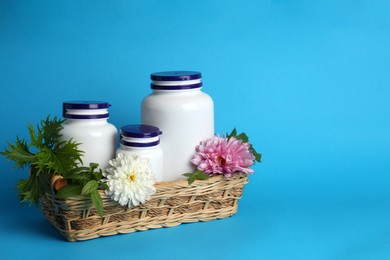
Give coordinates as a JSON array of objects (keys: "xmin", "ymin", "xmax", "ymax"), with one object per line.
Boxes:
[
  {"xmin": 53, "ymin": 178, "xmax": 68, "ymax": 191},
  {"xmin": 51, "ymin": 175, "xmax": 68, "ymax": 192}
]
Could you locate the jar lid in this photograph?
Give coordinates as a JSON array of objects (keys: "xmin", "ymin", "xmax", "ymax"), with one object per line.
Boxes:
[
  {"xmin": 150, "ymin": 71, "xmax": 201, "ymax": 81},
  {"xmin": 63, "ymin": 101, "xmax": 110, "ymax": 109},
  {"xmin": 120, "ymin": 124, "xmax": 162, "ymax": 138},
  {"xmin": 63, "ymin": 101, "xmax": 110, "ymax": 119},
  {"xmin": 150, "ymin": 71, "xmax": 202, "ymax": 90}
]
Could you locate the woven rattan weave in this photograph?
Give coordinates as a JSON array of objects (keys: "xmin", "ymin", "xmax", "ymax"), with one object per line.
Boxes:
[{"xmin": 41, "ymin": 174, "xmax": 248, "ymax": 241}]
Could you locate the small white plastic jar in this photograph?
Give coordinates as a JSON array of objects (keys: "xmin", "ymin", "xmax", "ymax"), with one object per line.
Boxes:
[
  {"xmin": 117, "ymin": 125, "xmax": 163, "ymax": 182},
  {"xmin": 60, "ymin": 101, "xmax": 118, "ymax": 170},
  {"xmin": 141, "ymin": 71, "xmax": 214, "ymax": 181}
]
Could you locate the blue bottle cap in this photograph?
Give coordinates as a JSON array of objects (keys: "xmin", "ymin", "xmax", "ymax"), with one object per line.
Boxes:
[
  {"xmin": 63, "ymin": 101, "xmax": 110, "ymax": 119},
  {"xmin": 120, "ymin": 124, "xmax": 162, "ymax": 138},
  {"xmin": 150, "ymin": 71, "xmax": 201, "ymax": 81},
  {"xmin": 63, "ymin": 101, "xmax": 110, "ymax": 109},
  {"xmin": 150, "ymin": 71, "xmax": 202, "ymax": 90}
]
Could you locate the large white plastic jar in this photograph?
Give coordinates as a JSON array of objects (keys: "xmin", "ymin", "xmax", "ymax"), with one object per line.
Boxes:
[
  {"xmin": 116, "ymin": 124, "xmax": 163, "ymax": 182},
  {"xmin": 141, "ymin": 71, "xmax": 214, "ymax": 181},
  {"xmin": 60, "ymin": 101, "xmax": 118, "ymax": 170}
]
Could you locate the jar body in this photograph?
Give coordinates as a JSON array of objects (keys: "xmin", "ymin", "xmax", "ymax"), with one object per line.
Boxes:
[
  {"xmin": 61, "ymin": 119, "xmax": 118, "ymax": 170},
  {"xmin": 116, "ymin": 145, "xmax": 163, "ymax": 182},
  {"xmin": 141, "ymin": 89, "xmax": 214, "ymax": 181}
]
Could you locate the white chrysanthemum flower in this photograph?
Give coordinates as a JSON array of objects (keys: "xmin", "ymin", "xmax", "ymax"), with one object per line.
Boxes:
[{"xmin": 103, "ymin": 153, "xmax": 156, "ymax": 207}]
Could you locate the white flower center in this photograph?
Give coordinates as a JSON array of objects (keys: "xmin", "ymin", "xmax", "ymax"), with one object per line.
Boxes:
[{"xmin": 127, "ymin": 172, "xmax": 136, "ymax": 183}]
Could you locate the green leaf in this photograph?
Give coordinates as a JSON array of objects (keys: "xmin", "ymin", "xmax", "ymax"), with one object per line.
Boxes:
[
  {"xmin": 40, "ymin": 115, "xmax": 65, "ymax": 149},
  {"xmin": 91, "ymin": 189, "xmax": 104, "ymax": 217},
  {"xmin": 56, "ymin": 184, "xmax": 83, "ymax": 198},
  {"xmin": 236, "ymin": 132, "xmax": 249, "ymax": 143},
  {"xmin": 100, "ymin": 182, "xmax": 109, "ymax": 190},
  {"xmin": 194, "ymin": 170, "xmax": 211, "ymax": 180},
  {"xmin": 88, "ymin": 163, "xmax": 99, "ymax": 173},
  {"xmin": 1, "ymin": 115, "xmax": 91, "ymax": 208},
  {"xmin": 91, "ymin": 164, "xmax": 102, "ymax": 181},
  {"xmin": 32, "ymin": 141, "xmax": 83, "ymax": 175},
  {"xmin": 188, "ymin": 175, "xmax": 196, "ymax": 185},
  {"xmin": 1, "ymin": 137, "xmax": 35, "ymax": 169},
  {"xmin": 183, "ymin": 170, "xmax": 211, "ymax": 185},
  {"xmin": 81, "ymin": 180, "xmax": 99, "ymax": 195},
  {"xmin": 28, "ymin": 123, "xmax": 41, "ymax": 149},
  {"xmin": 64, "ymin": 172, "xmax": 90, "ymax": 185},
  {"xmin": 51, "ymin": 140, "xmax": 84, "ymax": 171},
  {"xmin": 61, "ymin": 165, "xmax": 89, "ymax": 179},
  {"xmin": 227, "ymin": 128, "xmax": 237, "ymax": 140},
  {"xmin": 16, "ymin": 172, "xmax": 50, "ymax": 207},
  {"xmin": 251, "ymin": 147, "xmax": 262, "ymax": 162}
]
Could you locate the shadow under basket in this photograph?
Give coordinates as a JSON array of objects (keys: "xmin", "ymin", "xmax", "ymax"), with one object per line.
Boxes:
[{"xmin": 41, "ymin": 174, "xmax": 249, "ymax": 241}]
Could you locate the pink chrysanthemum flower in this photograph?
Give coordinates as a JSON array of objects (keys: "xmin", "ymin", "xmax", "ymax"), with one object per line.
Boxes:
[{"xmin": 191, "ymin": 135, "xmax": 255, "ymax": 177}]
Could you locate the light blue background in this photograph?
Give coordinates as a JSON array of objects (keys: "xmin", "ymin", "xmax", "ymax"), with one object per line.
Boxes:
[{"xmin": 1, "ymin": 1, "xmax": 389, "ymax": 259}]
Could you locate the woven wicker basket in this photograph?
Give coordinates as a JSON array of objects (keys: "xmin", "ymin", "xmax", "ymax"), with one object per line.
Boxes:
[{"xmin": 41, "ymin": 174, "xmax": 249, "ymax": 241}]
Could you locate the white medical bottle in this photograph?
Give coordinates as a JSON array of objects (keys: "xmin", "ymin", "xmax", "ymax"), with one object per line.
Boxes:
[
  {"xmin": 116, "ymin": 124, "xmax": 163, "ymax": 182},
  {"xmin": 141, "ymin": 71, "xmax": 214, "ymax": 181},
  {"xmin": 60, "ymin": 101, "xmax": 118, "ymax": 170}
]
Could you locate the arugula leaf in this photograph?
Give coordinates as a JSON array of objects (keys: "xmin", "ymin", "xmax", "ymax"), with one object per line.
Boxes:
[
  {"xmin": 1, "ymin": 137, "xmax": 35, "ymax": 169},
  {"xmin": 40, "ymin": 115, "xmax": 64, "ymax": 149},
  {"xmin": 16, "ymin": 172, "xmax": 50, "ymax": 207},
  {"xmin": 1, "ymin": 115, "xmax": 85, "ymax": 206},
  {"xmin": 50, "ymin": 141, "xmax": 83, "ymax": 173},
  {"xmin": 28, "ymin": 123, "xmax": 42, "ymax": 149}
]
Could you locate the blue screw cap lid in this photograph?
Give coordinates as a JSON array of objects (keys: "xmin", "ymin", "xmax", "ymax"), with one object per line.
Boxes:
[
  {"xmin": 120, "ymin": 124, "xmax": 162, "ymax": 138},
  {"xmin": 150, "ymin": 71, "xmax": 201, "ymax": 81},
  {"xmin": 63, "ymin": 101, "xmax": 110, "ymax": 109},
  {"xmin": 150, "ymin": 71, "xmax": 202, "ymax": 90},
  {"xmin": 63, "ymin": 101, "xmax": 110, "ymax": 119}
]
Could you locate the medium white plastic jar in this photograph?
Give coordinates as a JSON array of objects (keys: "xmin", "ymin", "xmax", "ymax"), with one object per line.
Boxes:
[
  {"xmin": 116, "ymin": 124, "xmax": 163, "ymax": 182},
  {"xmin": 141, "ymin": 71, "xmax": 214, "ymax": 181},
  {"xmin": 60, "ymin": 101, "xmax": 118, "ymax": 170}
]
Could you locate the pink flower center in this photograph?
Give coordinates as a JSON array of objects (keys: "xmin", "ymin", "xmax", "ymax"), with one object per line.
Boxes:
[{"xmin": 217, "ymin": 156, "xmax": 226, "ymax": 166}]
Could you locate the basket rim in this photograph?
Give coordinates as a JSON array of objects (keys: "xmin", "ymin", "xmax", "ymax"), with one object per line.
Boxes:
[{"xmin": 46, "ymin": 173, "xmax": 249, "ymax": 201}]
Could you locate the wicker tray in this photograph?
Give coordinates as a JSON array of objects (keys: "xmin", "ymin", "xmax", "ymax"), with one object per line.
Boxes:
[{"xmin": 41, "ymin": 174, "xmax": 249, "ymax": 241}]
